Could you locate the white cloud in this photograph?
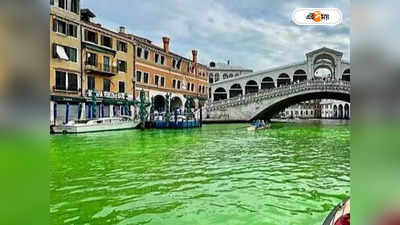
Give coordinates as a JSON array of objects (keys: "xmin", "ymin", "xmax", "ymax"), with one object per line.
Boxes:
[{"xmin": 83, "ymin": 0, "xmax": 350, "ymax": 71}]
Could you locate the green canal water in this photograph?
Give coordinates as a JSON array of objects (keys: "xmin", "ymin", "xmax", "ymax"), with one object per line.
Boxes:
[{"xmin": 50, "ymin": 122, "xmax": 350, "ymax": 225}]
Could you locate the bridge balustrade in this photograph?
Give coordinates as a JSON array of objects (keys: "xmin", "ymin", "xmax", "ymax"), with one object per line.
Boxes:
[{"xmin": 207, "ymin": 80, "xmax": 350, "ymax": 111}]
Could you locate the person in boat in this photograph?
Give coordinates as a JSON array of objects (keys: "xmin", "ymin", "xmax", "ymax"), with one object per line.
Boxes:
[{"xmin": 260, "ymin": 120, "xmax": 265, "ymax": 127}]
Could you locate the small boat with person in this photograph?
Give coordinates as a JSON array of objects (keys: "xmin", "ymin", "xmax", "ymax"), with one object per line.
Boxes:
[
  {"xmin": 51, "ymin": 116, "xmax": 140, "ymax": 134},
  {"xmin": 247, "ymin": 120, "xmax": 270, "ymax": 131}
]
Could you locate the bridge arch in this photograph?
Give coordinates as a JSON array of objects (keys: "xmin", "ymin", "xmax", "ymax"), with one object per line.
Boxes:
[
  {"xmin": 229, "ymin": 84, "xmax": 243, "ymax": 98},
  {"xmin": 344, "ymin": 103, "xmax": 350, "ymax": 119},
  {"xmin": 293, "ymin": 69, "xmax": 307, "ymax": 83},
  {"xmin": 214, "ymin": 87, "xmax": 227, "ymax": 101},
  {"xmin": 277, "ymin": 73, "xmax": 291, "ymax": 87},
  {"xmin": 261, "ymin": 77, "xmax": 275, "ymax": 89},
  {"xmin": 245, "ymin": 80, "xmax": 259, "ymax": 94},
  {"xmin": 223, "ymin": 73, "xmax": 228, "ymax": 79},
  {"xmin": 251, "ymin": 91, "xmax": 350, "ymax": 120},
  {"xmin": 342, "ymin": 68, "xmax": 350, "ymax": 81}
]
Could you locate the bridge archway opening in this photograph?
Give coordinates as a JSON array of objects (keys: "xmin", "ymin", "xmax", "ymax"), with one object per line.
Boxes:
[
  {"xmin": 229, "ymin": 73, "xmax": 234, "ymax": 78},
  {"xmin": 214, "ymin": 87, "xmax": 227, "ymax": 101},
  {"xmin": 293, "ymin": 69, "xmax": 307, "ymax": 83},
  {"xmin": 170, "ymin": 97, "xmax": 183, "ymax": 112},
  {"xmin": 314, "ymin": 67, "xmax": 332, "ymax": 79},
  {"xmin": 245, "ymin": 80, "xmax": 259, "ymax": 94},
  {"xmin": 344, "ymin": 103, "xmax": 350, "ymax": 119},
  {"xmin": 277, "ymin": 73, "xmax": 290, "ymax": 87},
  {"xmin": 223, "ymin": 73, "xmax": 228, "ymax": 79},
  {"xmin": 261, "ymin": 77, "xmax": 275, "ymax": 89},
  {"xmin": 154, "ymin": 95, "xmax": 166, "ymax": 112},
  {"xmin": 342, "ymin": 69, "xmax": 350, "ymax": 81},
  {"xmin": 333, "ymin": 105, "xmax": 338, "ymax": 118},
  {"xmin": 338, "ymin": 104, "xmax": 343, "ymax": 119},
  {"xmin": 251, "ymin": 91, "xmax": 350, "ymax": 120},
  {"xmin": 229, "ymin": 84, "xmax": 243, "ymax": 98}
]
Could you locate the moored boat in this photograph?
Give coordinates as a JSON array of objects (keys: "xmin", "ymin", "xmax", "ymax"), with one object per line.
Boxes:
[
  {"xmin": 51, "ymin": 116, "xmax": 140, "ymax": 134},
  {"xmin": 322, "ymin": 198, "xmax": 350, "ymax": 225}
]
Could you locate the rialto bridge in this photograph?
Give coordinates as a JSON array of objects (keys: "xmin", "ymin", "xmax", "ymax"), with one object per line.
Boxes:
[{"xmin": 206, "ymin": 47, "xmax": 351, "ymax": 121}]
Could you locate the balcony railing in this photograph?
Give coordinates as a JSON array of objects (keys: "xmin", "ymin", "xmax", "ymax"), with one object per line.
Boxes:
[{"xmin": 85, "ymin": 62, "xmax": 118, "ymax": 76}]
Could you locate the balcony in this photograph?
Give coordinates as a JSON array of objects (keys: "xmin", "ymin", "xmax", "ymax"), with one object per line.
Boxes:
[{"xmin": 85, "ymin": 62, "xmax": 118, "ymax": 76}]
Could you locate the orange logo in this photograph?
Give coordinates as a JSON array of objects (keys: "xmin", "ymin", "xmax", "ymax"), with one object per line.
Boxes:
[{"xmin": 313, "ymin": 11, "xmax": 322, "ymax": 22}]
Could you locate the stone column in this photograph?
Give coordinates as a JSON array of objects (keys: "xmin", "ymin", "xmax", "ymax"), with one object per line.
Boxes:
[
  {"xmin": 110, "ymin": 105, "xmax": 114, "ymax": 118},
  {"xmin": 81, "ymin": 102, "xmax": 86, "ymax": 120},
  {"xmin": 130, "ymin": 105, "xmax": 135, "ymax": 119},
  {"xmin": 50, "ymin": 101, "xmax": 54, "ymax": 125}
]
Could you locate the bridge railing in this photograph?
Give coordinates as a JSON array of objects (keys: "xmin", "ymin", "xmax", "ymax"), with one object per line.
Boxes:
[{"xmin": 207, "ymin": 80, "xmax": 350, "ymax": 110}]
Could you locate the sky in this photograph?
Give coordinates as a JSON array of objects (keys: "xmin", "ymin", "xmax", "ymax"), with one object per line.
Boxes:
[{"xmin": 81, "ymin": 0, "xmax": 350, "ymax": 71}]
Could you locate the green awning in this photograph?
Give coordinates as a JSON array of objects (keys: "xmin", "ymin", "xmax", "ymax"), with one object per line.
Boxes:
[
  {"xmin": 83, "ymin": 43, "xmax": 116, "ymax": 55},
  {"xmin": 51, "ymin": 95, "xmax": 83, "ymax": 103}
]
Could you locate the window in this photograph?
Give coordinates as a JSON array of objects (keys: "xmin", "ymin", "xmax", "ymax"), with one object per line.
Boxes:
[
  {"xmin": 117, "ymin": 60, "xmax": 127, "ymax": 72},
  {"xmin": 160, "ymin": 77, "xmax": 165, "ymax": 87},
  {"xmin": 58, "ymin": 0, "xmax": 65, "ymax": 9},
  {"xmin": 53, "ymin": 19, "xmax": 66, "ymax": 35},
  {"xmin": 172, "ymin": 80, "xmax": 176, "ymax": 89},
  {"xmin": 136, "ymin": 71, "xmax": 142, "ymax": 82},
  {"xmin": 172, "ymin": 59, "xmax": 177, "ymax": 68},
  {"xmin": 202, "ymin": 86, "xmax": 205, "ymax": 93},
  {"xmin": 119, "ymin": 81, "xmax": 125, "ymax": 93},
  {"xmin": 187, "ymin": 82, "xmax": 190, "ymax": 91},
  {"xmin": 117, "ymin": 41, "xmax": 127, "ymax": 52},
  {"xmin": 101, "ymin": 35, "xmax": 112, "ymax": 48},
  {"xmin": 86, "ymin": 52, "xmax": 97, "ymax": 66},
  {"xmin": 177, "ymin": 80, "xmax": 181, "ymax": 89},
  {"xmin": 136, "ymin": 47, "xmax": 142, "ymax": 58},
  {"xmin": 199, "ymin": 85, "xmax": 202, "ymax": 93},
  {"xmin": 55, "ymin": 71, "xmax": 78, "ymax": 91},
  {"xmin": 70, "ymin": 0, "xmax": 79, "ymax": 14},
  {"xmin": 53, "ymin": 44, "xmax": 77, "ymax": 62},
  {"xmin": 191, "ymin": 83, "xmax": 194, "ymax": 92},
  {"xmin": 67, "ymin": 24, "xmax": 77, "ymax": 37},
  {"xmin": 176, "ymin": 59, "xmax": 182, "ymax": 70},
  {"xmin": 154, "ymin": 75, "xmax": 159, "ymax": 86},
  {"xmin": 103, "ymin": 56, "xmax": 110, "ymax": 72},
  {"xmin": 85, "ymin": 30, "xmax": 98, "ymax": 44},
  {"xmin": 155, "ymin": 53, "xmax": 159, "ymax": 63},
  {"xmin": 65, "ymin": 47, "xmax": 77, "ymax": 62},
  {"xmin": 143, "ymin": 72, "xmax": 149, "ymax": 83},
  {"xmin": 87, "ymin": 76, "xmax": 95, "ymax": 90},
  {"xmin": 68, "ymin": 73, "xmax": 78, "ymax": 91},
  {"xmin": 55, "ymin": 71, "xmax": 66, "ymax": 90},
  {"xmin": 160, "ymin": 55, "xmax": 165, "ymax": 65},
  {"xmin": 103, "ymin": 79, "xmax": 111, "ymax": 92},
  {"xmin": 144, "ymin": 50, "xmax": 149, "ymax": 60},
  {"xmin": 50, "ymin": 0, "xmax": 54, "ymax": 5}
]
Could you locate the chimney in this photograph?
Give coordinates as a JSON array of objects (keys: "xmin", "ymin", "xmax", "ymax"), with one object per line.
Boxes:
[
  {"xmin": 162, "ymin": 37, "xmax": 170, "ymax": 53},
  {"xmin": 119, "ymin": 26, "xmax": 126, "ymax": 34},
  {"xmin": 192, "ymin": 50, "xmax": 198, "ymax": 64}
]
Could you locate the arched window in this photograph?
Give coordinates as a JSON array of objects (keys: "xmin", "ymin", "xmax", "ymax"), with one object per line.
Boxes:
[
  {"xmin": 342, "ymin": 69, "xmax": 350, "ymax": 81},
  {"xmin": 213, "ymin": 87, "xmax": 227, "ymax": 101},
  {"xmin": 277, "ymin": 73, "xmax": 290, "ymax": 87},
  {"xmin": 293, "ymin": 69, "xmax": 307, "ymax": 83},
  {"xmin": 245, "ymin": 80, "xmax": 258, "ymax": 94},
  {"xmin": 261, "ymin": 77, "xmax": 275, "ymax": 89},
  {"xmin": 229, "ymin": 84, "xmax": 243, "ymax": 98}
]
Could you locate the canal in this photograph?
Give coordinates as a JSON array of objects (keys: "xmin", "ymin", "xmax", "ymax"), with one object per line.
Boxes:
[{"xmin": 50, "ymin": 121, "xmax": 350, "ymax": 225}]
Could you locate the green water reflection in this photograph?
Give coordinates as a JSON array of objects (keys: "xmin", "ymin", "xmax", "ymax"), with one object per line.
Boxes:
[{"xmin": 50, "ymin": 122, "xmax": 350, "ymax": 225}]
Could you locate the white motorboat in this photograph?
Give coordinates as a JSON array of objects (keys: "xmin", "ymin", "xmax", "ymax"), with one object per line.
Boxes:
[{"xmin": 52, "ymin": 116, "xmax": 140, "ymax": 134}]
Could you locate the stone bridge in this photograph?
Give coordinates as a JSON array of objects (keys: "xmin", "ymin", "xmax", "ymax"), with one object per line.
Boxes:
[{"xmin": 205, "ymin": 80, "xmax": 350, "ymax": 121}]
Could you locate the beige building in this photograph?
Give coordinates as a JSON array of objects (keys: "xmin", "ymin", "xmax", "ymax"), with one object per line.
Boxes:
[{"xmin": 50, "ymin": 0, "xmax": 82, "ymax": 125}]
